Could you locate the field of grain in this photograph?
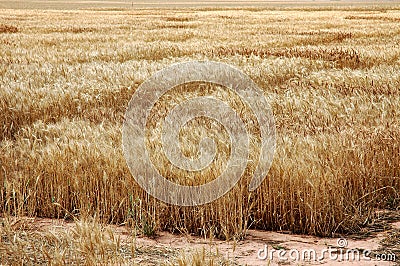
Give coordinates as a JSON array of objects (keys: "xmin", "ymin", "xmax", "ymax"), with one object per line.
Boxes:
[{"xmin": 1, "ymin": 2, "xmax": 400, "ymax": 264}]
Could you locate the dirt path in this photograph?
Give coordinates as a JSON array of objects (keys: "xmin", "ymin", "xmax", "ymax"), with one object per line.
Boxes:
[
  {"xmin": 25, "ymin": 217, "xmax": 398, "ymax": 265},
  {"xmin": 132, "ymin": 227, "xmax": 398, "ymax": 265}
]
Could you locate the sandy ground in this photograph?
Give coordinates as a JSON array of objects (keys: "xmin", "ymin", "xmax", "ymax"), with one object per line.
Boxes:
[{"xmin": 25, "ymin": 216, "xmax": 399, "ymax": 265}]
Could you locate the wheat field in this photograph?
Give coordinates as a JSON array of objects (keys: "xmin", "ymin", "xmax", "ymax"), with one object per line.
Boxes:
[{"xmin": 0, "ymin": 3, "xmax": 400, "ymax": 263}]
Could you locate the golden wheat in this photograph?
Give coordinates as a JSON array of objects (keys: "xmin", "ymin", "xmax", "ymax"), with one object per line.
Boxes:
[{"xmin": 0, "ymin": 4, "xmax": 399, "ymax": 253}]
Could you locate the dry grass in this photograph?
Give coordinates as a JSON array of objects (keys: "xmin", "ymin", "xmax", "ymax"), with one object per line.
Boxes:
[
  {"xmin": 0, "ymin": 216, "xmax": 231, "ymax": 265},
  {"xmin": 0, "ymin": 3, "xmax": 399, "ymax": 255},
  {"xmin": 0, "ymin": 216, "xmax": 133, "ymax": 265},
  {"xmin": 163, "ymin": 247, "xmax": 232, "ymax": 266}
]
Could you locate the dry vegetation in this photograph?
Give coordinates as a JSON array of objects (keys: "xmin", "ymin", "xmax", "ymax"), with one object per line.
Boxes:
[
  {"xmin": 0, "ymin": 216, "xmax": 134, "ymax": 265},
  {"xmin": 1, "ymin": 3, "xmax": 400, "ymax": 264},
  {"xmin": 0, "ymin": 215, "xmax": 230, "ymax": 265}
]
